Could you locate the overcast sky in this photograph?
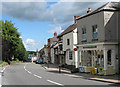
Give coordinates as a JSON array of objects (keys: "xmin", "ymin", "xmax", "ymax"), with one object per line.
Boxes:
[{"xmin": 1, "ymin": 0, "xmax": 119, "ymax": 51}]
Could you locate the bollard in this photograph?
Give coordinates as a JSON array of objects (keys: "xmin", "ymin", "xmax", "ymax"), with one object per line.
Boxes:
[{"xmin": 59, "ymin": 64, "xmax": 61, "ymax": 73}]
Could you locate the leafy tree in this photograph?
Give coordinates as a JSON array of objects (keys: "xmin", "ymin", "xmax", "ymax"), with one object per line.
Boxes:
[
  {"xmin": 0, "ymin": 20, "xmax": 28, "ymax": 62},
  {"xmin": 29, "ymin": 51, "xmax": 36, "ymax": 56}
]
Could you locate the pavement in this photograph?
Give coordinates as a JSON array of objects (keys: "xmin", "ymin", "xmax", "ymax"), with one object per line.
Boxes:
[{"xmin": 42, "ymin": 63, "xmax": 120, "ymax": 84}]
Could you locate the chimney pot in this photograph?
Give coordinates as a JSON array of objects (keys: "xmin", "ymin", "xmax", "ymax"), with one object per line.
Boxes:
[
  {"xmin": 54, "ymin": 32, "xmax": 57, "ymax": 37},
  {"xmin": 87, "ymin": 8, "xmax": 91, "ymax": 13},
  {"xmin": 74, "ymin": 15, "xmax": 81, "ymax": 23}
]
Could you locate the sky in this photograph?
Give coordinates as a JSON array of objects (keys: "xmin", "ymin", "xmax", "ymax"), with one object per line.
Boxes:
[{"xmin": 0, "ymin": 0, "xmax": 119, "ymax": 51}]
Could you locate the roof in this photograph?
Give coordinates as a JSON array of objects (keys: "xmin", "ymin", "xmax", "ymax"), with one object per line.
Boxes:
[
  {"xmin": 77, "ymin": 2, "xmax": 120, "ymax": 20},
  {"xmin": 40, "ymin": 47, "xmax": 44, "ymax": 53},
  {"xmin": 50, "ymin": 42, "xmax": 58, "ymax": 48},
  {"xmin": 57, "ymin": 24, "xmax": 76, "ymax": 37}
]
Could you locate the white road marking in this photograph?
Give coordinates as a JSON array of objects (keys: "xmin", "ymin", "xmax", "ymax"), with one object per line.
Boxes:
[
  {"xmin": 33, "ymin": 74, "xmax": 42, "ymax": 79},
  {"xmin": 47, "ymin": 80, "xmax": 63, "ymax": 86},
  {"xmin": 0, "ymin": 65, "xmax": 9, "ymax": 73},
  {"xmin": 0, "ymin": 75, "xmax": 1, "ymax": 87},
  {"xmin": 27, "ymin": 71, "xmax": 32, "ymax": 74},
  {"xmin": 24, "ymin": 64, "xmax": 32, "ymax": 74},
  {"xmin": 2, "ymin": 68, "xmax": 6, "ymax": 72},
  {"xmin": 24, "ymin": 63, "xmax": 42, "ymax": 79}
]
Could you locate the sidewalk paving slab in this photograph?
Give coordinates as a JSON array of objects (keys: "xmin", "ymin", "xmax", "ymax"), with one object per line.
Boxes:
[{"xmin": 42, "ymin": 64, "xmax": 120, "ymax": 84}]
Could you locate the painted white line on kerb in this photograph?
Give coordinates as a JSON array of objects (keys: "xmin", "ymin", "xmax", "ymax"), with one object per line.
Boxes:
[
  {"xmin": 47, "ymin": 80, "xmax": 63, "ymax": 86},
  {"xmin": 34, "ymin": 74, "xmax": 42, "ymax": 78},
  {"xmin": 0, "ymin": 75, "xmax": 1, "ymax": 87},
  {"xmin": 64, "ymin": 74, "xmax": 83, "ymax": 78},
  {"xmin": 2, "ymin": 68, "xmax": 6, "ymax": 72}
]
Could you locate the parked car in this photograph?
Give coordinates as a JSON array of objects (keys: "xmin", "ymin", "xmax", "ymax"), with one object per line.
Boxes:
[{"xmin": 35, "ymin": 59, "xmax": 44, "ymax": 64}]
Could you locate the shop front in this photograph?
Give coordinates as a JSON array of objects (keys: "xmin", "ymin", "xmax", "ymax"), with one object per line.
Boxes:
[{"xmin": 78, "ymin": 42, "xmax": 118, "ymax": 75}]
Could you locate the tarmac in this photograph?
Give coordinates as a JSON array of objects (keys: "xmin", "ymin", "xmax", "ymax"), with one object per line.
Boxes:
[
  {"xmin": 41, "ymin": 63, "xmax": 120, "ymax": 84},
  {"xmin": 0, "ymin": 63, "xmax": 120, "ymax": 85}
]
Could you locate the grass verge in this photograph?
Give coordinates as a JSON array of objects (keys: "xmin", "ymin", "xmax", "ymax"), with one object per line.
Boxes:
[{"xmin": 0, "ymin": 59, "xmax": 20, "ymax": 67}]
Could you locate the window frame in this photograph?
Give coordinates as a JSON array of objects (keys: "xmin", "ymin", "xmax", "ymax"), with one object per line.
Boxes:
[
  {"xmin": 82, "ymin": 28, "xmax": 87, "ymax": 41},
  {"xmin": 69, "ymin": 51, "xmax": 73, "ymax": 60},
  {"xmin": 67, "ymin": 39, "xmax": 70, "ymax": 45},
  {"xmin": 107, "ymin": 50, "xmax": 112, "ymax": 65},
  {"xmin": 92, "ymin": 25, "xmax": 98, "ymax": 39}
]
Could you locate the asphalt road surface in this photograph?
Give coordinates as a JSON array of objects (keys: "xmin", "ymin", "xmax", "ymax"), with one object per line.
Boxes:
[{"xmin": 1, "ymin": 63, "xmax": 115, "ymax": 86}]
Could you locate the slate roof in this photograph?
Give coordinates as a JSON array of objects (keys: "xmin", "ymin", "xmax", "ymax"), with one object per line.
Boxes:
[
  {"xmin": 77, "ymin": 2, "xmax": 120, "ymax": 20},
  {"xmin": 57, "ymin": 24, "xmax": 76, "ymax": 37}
]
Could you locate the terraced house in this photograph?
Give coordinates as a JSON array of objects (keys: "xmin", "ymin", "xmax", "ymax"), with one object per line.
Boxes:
[{"xmin": 76, "ymin": 2, "xmax": 120, "ymax": 75}]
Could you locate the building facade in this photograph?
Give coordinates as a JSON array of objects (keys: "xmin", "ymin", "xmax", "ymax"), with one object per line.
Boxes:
[
  {"xmin": 76, "ymin": 2, "xmax": 120, "ymax": 75},
  {"xmin": 62, "ymin": 24, "xmax": 78, "ymax": 68},
  {"xmin": 49, "ymin": 32, "xmax": 58, "ymax": 64},
  {"xmin": 57, "ymin": 34, "xmax": 65, "ymax": 65}
]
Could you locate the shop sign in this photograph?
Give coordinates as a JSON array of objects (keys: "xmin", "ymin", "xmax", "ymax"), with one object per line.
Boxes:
[
  {"xmin": 98, "ymin": 66, "xmax": 103, "ymax": 73},
  {"xmin": 90, "ymin": 68, "xmax": 96, "ymax": 74},
  {"xmin": 83, "ymin": 46, "xmax": 97, "ymax": 49},
  {"xmin": 97, "ymin": 66, "xmax": 104, "ymax": 75}
]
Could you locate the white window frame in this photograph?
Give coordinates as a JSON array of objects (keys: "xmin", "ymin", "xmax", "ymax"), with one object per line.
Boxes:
[
  {"xmin": 82, "ymin": 28, "xmax": 87, "ymax": 41},
  {"xmin": 92, "ymin": 25, "xmax": 98, "ymax": 39},
  {"xmin": 69, "ymin": 51, "xmax": 73, "ymax": 60}
]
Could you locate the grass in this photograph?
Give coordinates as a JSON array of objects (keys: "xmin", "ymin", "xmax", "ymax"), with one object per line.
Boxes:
[
  {"xmin": 0, "ymin": 61, "xmax": 7, "ymax": 67},
  {"xmin": 0, "ymin": 59, "xmax": 20, "ymax": 67},
  {"xmin": 11, "ymin": 59, "xmax": 20, "ymax": 63}
]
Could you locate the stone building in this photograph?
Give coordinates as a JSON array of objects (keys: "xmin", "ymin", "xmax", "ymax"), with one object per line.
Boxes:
[{"xmin": 76, "ymin": 2, "xmax": 120, "ymax": 75}]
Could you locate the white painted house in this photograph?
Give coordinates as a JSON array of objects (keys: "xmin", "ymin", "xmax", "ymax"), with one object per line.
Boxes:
[{"xmin": 62, "ymin": 24, "xmax": 79, "ymax": 68}]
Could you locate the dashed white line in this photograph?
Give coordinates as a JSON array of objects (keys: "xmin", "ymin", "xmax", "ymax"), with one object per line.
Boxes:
[
  {"xmin": 33, "ymin": 74, "xmax": 42, "ymax": 79},
  {"xmin": 47, "ymin": 80, "xmax": 63, "ymax": 86},
  {"xmin": 24, "ymin": 63, "xmax": 42, "ymax": 79},
  {"xmin": 24, "ymin": 63, "xmax": 64, "ymax": 86},
  {"xmin": 27, "ymin": 71, "xmax": 32, "ymax": 74},
  {"xmin": 24, "ymin": 64, "xmax": 32, "ymax": 74}
]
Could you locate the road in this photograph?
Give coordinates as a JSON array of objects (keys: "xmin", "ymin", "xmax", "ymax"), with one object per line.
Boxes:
[{"xmin": 1, "ymin": 63, "xmax": 115, "ymax": 86}]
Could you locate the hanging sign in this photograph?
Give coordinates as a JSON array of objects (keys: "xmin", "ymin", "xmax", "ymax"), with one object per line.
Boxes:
[{"xmin": 74, "ymin": 48, "xmax": 77, "ymax": 51}]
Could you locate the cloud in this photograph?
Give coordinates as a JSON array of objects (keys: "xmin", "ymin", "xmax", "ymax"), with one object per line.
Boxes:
[
  {"xmin": 26, "ymin": 39, "xmax": 35, "ymax": 43},
  {"xmin": 23, "ymin": 38, "xmax": 42, "ymax": 51},
  {"xmin": 2, "ymin": 0, "xmax": 119, "ymax": 29},
  {"xmin": 47, "ymin": 26, "xmax": 64, "ymax": 34}
]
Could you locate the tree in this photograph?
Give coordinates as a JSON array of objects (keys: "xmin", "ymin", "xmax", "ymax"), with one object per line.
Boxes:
[{"xmin": 0, "ymin": 20, "xmax": 28, "ymax": 61}]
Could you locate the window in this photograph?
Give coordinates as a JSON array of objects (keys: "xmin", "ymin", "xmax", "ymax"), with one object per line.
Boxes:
[
  {"xmin": 82, "ymin": 28, "xmax": 86, "ymax": 34},
  {"xmin": 58, "ymin": 37, "xmax": 63, "ymax": 41},
  {"xmin": 107, "ymin": 50, "xmax": 111, "ymax": 65},
  {"xmin": 92, "ymin": 25, "xmax": 98, "ymax": 39},
  {"xmin": 82, "ymin": 28, "xmax": 87, "ymax": 40},
  {"xmin": 67, "ymin": 39, "xmax": 70, "ymax": 45},
  {"xmin": 59, "ymin": 45, "xmax": 62, "ymax": 51},
  {"xmin": 69, "ymin": 51, "xmax": 73, "ymax": 60}
]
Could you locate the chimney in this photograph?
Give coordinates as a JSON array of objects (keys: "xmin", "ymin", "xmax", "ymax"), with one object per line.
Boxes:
[
  {"xmin": 87, "ymin": 8, "xmax": 91, "ymax": 13},
  {"xmin": 54, "ymin": 32, "xmax": 57, "ymax": 37},
  {"xmin": 74, "ymin": 15, "xmax": 81, "ymax": 23}
]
